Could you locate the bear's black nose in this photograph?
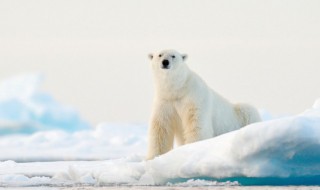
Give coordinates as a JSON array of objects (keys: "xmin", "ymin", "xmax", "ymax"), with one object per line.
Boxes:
[{"xmin": 162, "ymin": 60, "xmax": 169, "ymax": 69}]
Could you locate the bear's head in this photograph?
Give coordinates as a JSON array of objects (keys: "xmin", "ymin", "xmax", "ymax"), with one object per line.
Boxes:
[{"xmin": 148, "ymin": 50, "xmax": 187, "ymax": 71}]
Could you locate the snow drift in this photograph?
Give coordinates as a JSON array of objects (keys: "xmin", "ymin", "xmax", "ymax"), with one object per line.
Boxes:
[
  {"xmin": 1, "ymin": 99, "xmax": 320, "ymax": 186},
  {"xmin": 0, "ymin": 74, "xmax": 90, "ymax": 135},
  {"xmin": 143, "ymin": 102, "xmax": 320, "ymax": 185},
  {"xmin": 0, "ymin": 74, "xmax": 320, "ymax": 186}
]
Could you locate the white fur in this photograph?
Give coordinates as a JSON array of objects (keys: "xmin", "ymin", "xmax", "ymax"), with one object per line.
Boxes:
[{"xmin": 146, "ymin": 50, "xmax": 261, "ymax": 160}]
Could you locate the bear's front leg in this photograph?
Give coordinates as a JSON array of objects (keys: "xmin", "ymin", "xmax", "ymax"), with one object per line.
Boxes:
[
  {"xmin": 146, "ymin": 103, "xmax": 175, "ymax": 160},
  {"xmin": 183, "ymin": 104, "xmax": 201, "ymax": 144}
]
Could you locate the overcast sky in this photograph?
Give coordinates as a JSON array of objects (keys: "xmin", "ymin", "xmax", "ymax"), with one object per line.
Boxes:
[{"xmin": 0, "ymin": 0, "xmax": 320, "ymax": 126}]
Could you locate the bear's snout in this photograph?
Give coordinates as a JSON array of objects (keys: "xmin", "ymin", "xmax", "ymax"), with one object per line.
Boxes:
[{"xmin": 162, "ymin": 59, "xmax": 170, "ymax": 69}]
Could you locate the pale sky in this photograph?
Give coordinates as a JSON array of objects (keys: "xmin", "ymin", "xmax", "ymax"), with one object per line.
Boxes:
[{"xmin": 0, "ymin": 0, "xmax": 320, "ymax": 126}]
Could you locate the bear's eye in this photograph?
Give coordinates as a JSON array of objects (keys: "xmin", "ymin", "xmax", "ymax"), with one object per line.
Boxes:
[
  {"xmin": 159, "ymin": 54, "xmax": 162, "ymax": 58},
  {"xmin": 171, "ymin": 55, "xmax": 175, "ymax": 59}
]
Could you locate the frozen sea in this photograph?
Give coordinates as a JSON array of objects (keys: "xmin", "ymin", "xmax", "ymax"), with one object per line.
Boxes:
[{"xmin": 0, "ymin": 74, "xmax": 320, "ymax": 189}]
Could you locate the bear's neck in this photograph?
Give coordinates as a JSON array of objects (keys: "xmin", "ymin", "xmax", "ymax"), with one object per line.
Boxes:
[{"xmin": 153, "ymin": 67, "xmax": 191, "ymax": 101}]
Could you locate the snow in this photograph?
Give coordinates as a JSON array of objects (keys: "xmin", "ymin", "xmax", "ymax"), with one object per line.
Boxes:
[
  {"xmin": 1, "ymin": 101, "xmax": 320, "ymax": 186},
  {"xmin": 0, "ymin": 123, "xmax": 147, "ymax": 161},
  {"xmin": 0, "ymin": 159, "xmax": 239, "ymax": 187},
  {"xmin": 0, "ymin": 74, "xmax": 320, "ymax": 187},
  {"xmin": 0, "ymin": 74, "xmax": 90, "ymax": 135},
  {"xmin": 144, "ymin": 109, "xmax": 320, "ymax": 185}
]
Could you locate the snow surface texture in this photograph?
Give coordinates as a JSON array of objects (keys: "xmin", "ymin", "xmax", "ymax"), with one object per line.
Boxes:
[
  {"xmin": 0, "ymin": 74, "xmax": 90, "ymax": 135},
  {"xmin": 1, "ymin": 100, "xmax": 320, "ymax": 186}
]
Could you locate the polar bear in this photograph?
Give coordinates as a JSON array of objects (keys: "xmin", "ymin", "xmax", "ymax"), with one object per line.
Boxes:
[{"xmin": 146, "ymin": 49, "xmax": 261, "ymax": 160}]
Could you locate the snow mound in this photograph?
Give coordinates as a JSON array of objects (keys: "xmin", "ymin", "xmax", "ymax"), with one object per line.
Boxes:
[
  {"xmin": 1, "ymin": 99, "xmax": 320, "ymax": 186},
  {"xmin": 0, "ymin": 74, "xmax": 90, "ymax": 135},
  {"xmin": 144, "ymin": 115, "xmax": 320, "ymax": 184},
  {"xmin": 139, "ymin": 99, "xmax": 320, "ymax": 185}
]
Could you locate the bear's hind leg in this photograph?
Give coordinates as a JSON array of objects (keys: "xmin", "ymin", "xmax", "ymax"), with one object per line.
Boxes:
[{"xmin": 234, "ymin": 103, "xmax": 261, "ymax": 127}]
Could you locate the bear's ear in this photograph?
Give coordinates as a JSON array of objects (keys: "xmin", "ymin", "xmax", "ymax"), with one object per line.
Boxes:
[
  {"xmin": 182, "ymin": 54, "xmax": 188, "ymax": 61},
  {"xmin": 148, "ymin": 53, "xmax": 153, "ymax": 60}
]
